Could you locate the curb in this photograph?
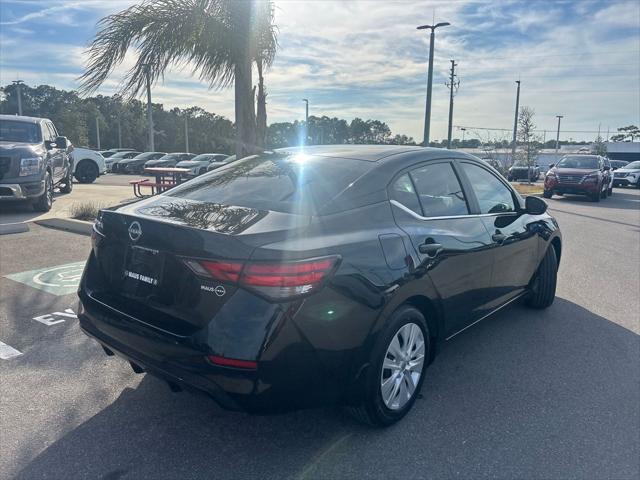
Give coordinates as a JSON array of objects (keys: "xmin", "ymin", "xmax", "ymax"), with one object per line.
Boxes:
[{"xmin": 35, "ymin": 218, "xmax": 93, "ymax": 236}]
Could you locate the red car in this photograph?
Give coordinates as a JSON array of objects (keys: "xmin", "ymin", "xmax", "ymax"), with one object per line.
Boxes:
[{"xmin": 543, "ymin": 155, "xmax": 611, "ymax": 202}]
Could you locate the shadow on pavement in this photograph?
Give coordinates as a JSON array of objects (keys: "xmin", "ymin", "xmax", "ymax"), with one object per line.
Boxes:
[
  {"xmin": 14, "ymin": 298, "xmax": 640, "ymax": 480},
  {"xmin": 549, "ymin": 189, "xmax": 640, "ymax": 211}
]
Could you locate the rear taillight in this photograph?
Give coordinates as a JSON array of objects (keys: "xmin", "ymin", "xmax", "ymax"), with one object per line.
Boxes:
[
  {"xmin": 207, "ymin": 355, "xmax": 257, "ymax": 370},
  {"xmin": 184, "ymin": 256, "xmax": 339, "ymax": 301}
]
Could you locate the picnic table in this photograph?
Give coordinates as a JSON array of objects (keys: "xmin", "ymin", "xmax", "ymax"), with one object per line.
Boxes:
[{"xmin": 129, "ymin": 167, "xmax": 191, "ymax": 198}]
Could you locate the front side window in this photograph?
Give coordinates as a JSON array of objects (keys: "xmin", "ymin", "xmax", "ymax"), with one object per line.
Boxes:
[
  {"xmin": 460, "ymin": 162, "xmax": 516, "ymax": 214},
  {"xmin": 409, "ymin": 163, "xmax": 469, "ymax": 217}
]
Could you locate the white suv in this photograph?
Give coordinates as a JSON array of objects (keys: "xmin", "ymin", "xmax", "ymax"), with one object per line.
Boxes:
[
  {"xmin": 71, "ymin": 147, "xmax": 106, "ymax": 183},
  {"xmin": 612, "ymin": 160, "xmax": 640, "ymax": 188}
]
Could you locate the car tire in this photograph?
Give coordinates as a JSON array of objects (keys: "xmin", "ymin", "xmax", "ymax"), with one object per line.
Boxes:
[
  {"xmin": 543, "ymin": 190, "xmax": 553, "ymax": 199},
  {"xmin": 199, "ymin": 168, "xmax": 206, "ymax": 176},
  {"xmin": 591, "ymin": 191, "xmax": 601, "ymax": 202},
  {"xmin": 347, "ymin": 305, "xmax": 430, "ymax": 427},
  {"xmin": 59, "ymin": 168, "xmax": 73, "ymax": 193},
  {"xmin": 600, "ymin": 185, "xmax": 607, "ymax": 199},
  {"xmin": 526, "ymin": 245, "xmax": 557, "ymax": 309},
  {"xmin": 33, "ymin": 171, "xmax": 53, "ymax": 212},
  {"xmin": 74, "ymin": 160, "xmax": 99, "ymax": 184}
]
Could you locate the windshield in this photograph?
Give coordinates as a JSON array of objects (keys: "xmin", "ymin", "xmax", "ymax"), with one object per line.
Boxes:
[
  {"xmin": 165, "ymin": 152, "xmax": 371, "ymax": 214},
  {"xmin": 625, "ymin": 161, "xmax": 640, "ymax": 169},
  {"xmin": 158, "ymin": 153, "xmax": 184, "ymax": 161},
  {"xmin": 190, "ymin": 154, "xmax": 216, "ymax": 161},
  {"xmin": 556, "ymin": 156, "xmax": 599, "ymax": 169},
  {"xmin": 0, "ymin": 120, "xmax": 42, "ymax": 143}
]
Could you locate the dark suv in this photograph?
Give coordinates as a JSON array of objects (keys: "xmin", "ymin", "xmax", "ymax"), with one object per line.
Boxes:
[
  {"xmin": 0, "ymin": 115, "xmax": 73, "ymax": 211},
  {"xmin": 543, "ymin": 154, "xmax": 610, "ymax": 202}
]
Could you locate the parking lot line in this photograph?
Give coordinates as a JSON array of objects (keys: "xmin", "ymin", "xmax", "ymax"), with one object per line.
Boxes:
[{"xmin": 0, "ymin": 341, "xmax": 22, "ymax": 360}]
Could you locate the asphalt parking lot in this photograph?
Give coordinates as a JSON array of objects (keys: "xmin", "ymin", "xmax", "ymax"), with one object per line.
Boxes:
[{"xmin": 1, "ymin": 189, "xmax": 638, "ymax": 479}]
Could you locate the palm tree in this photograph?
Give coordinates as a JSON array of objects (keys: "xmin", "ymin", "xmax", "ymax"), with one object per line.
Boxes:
[{"xmin": 78, "ymin": 0, "xmax": 277, "ymax": 158}]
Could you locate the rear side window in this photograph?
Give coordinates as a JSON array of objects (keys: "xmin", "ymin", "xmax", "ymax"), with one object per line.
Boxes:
[
  {"xmin": 166, "ymin": 153, "xmax": 371, "ymax": 214},
  {"xmin": 409, "ymin": 163, "xmax": 469, "ymax": 217},
  {"xmin": 460, "ymin": 162, "xmax": 516, "ymax": 214},
  {"xmin": 389, "ymin": 174, "xmax": 422, "ymax": 215}
]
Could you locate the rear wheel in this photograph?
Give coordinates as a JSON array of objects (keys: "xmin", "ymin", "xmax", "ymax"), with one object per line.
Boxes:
[
  {"xmin": 74, "ymin": 160, "xmax": 99, "ymax": 184},
  {"xmin": 33, "ymin": 171, "xmax": 53, "ymax": 212},
  {"xmin": 591, "ymin": 190, "xmax": 601, "ymax": 202},
  {"xmin": 526, "ymin": 246, "xmax": 557, "ymax": 309},
  {"xmin": 198, "ymin": 168, "xmax": 206, "ymax": 176},
  {"xmin": 348, "ymin": 305, "xmax": 430, "ymax": 427},
  {"xmin": 543, "ymin": 190, "xmax": 553, "ymax": 199},
  {"xmin": 59, "ymin": 167, "xmax": 73, "ymax": 193}
]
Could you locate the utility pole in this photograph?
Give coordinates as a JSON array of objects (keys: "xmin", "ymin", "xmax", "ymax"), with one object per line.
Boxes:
[
  {"xmin": 142, "ymin": 64, "xmax": 154, "ymax": 151},
  {"xmin": 12, "ymin": 80, "xmax": 24, "ymax": 116},
  {"xmin": 417, "ymin": 21, "xmax": 450, "ymax": 146},
  {"xmin": 184, "ymin": 114, "xmax": 189, "ymax": 153},
  {"xmin": 117, "ymin": 117, "xmax": 122, "ymax": 148},
  {"xmin": 96, "ymin": 116, "xmax": 101, "ymax": 150},
  {"xmin": 446, "ymin": 60, "xmax": 459, "ymax": 149},
  {"xmin": 555, "ymin": 115, "xmax": 563, "ymax": 152},
  {"xmin": 511, "ymin": 80, "xmax": 521, "ymax": 161}
]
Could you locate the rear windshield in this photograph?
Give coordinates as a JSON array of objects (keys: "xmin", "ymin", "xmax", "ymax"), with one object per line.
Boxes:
[
  {"xmin": 165, "ymin": 152, "xmax": 371, "ymax": 214},
  {"xmin": 557, "ymin": 156, "xmax": 599, "ymax": 169},
  {"xmin": 0, "ymin": 120, "xmax": 41, "ymax": 143}
]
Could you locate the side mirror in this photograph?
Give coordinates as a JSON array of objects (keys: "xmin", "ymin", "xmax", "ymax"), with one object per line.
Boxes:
[
  {"xmin": 55, "ymin": 136, "xmax": 68, "ymax": 149},
  {"xmin": 525, "ymin": 196, "xmax": 547, "ymax": 215},
  {"xmin": 603, "ymin": 165, "xmax": 611, "ymax": 171},
  {"xmin": 548, "ymin": 163, "xmax": 555, "ymax": 169}
]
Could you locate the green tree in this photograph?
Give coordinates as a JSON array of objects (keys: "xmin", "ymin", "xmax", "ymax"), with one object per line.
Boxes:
[
  {"xmin": 610, "ymin": 125, "xmax": 639, "ymax": 142},
  {"xmin": 592, "ymin": 135, "xmax": 607, "ymax": 156},
  {"xmin": 78, "ymin": 0, "xmax": 277, "ymax": 158},
  {"xmin": 515, "ymin": 106, "xmax": 541, "ymax": 183}
]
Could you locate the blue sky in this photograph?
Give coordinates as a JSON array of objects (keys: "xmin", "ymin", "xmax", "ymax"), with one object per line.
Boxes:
[{"xmin": 1, "ymin": 0, "xmax": 639, "ymax": 141}]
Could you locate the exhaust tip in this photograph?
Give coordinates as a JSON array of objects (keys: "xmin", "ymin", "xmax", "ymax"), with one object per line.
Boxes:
[
  {"xmin": 102, "ymin": 345, "xmax": 115, "ymax": 356},
  {"xmin": 129, "ymin": 361, "xmax": 145, "ymax": 374}
]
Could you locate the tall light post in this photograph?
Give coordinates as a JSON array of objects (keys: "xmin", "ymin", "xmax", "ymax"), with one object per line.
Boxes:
[
  {"xmin": 12, "ymin": 80, "xmax": 24, "ymax": 116},
  {"xmin": 417, "ymin": 21, "xmax": 450, "ymax": 146},
  {"xmin": 555, "ymin": 115, "xmax": 563, "ymax": 152},
  {"xmin": 141, "ymin": 63, "xmax": 154, "ymax": 151},
  {"xmin": 302, "ymin": 98, "xmax": 309, "ymax": 145},
  {"xmin": 511, "ymin": 80, "xmax": 521, "ymax": 161},
  {"xmin": 461, "ymin": 127, "xmax": 466, "ymax": 146}
]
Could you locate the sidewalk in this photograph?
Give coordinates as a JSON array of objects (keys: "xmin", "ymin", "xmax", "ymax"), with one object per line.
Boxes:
[{"xmin": 0, "ymin": 174, "xmax": 143, "ymax": 226}]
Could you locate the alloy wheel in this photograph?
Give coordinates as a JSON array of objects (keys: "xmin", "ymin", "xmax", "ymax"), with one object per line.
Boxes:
[{"xmin": 380, "ymin": 322, "xmax": 425, "ymax": 410}]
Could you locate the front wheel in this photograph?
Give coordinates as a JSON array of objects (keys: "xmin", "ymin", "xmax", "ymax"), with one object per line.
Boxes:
[
  {"xmin": 543, "ymin": 190, "xmax": 553, "ymax": 199},
  {"xmin": 33, "ymin": 171, "xmax": 53, "ymax": 212},
  {"xmin": 347, "ymin": 305, "xmax": 430, "ymax": 427},
  {"xmin": 526, "ymin": 246, "xmax": 557, "ymax": 309},
  {"xmin": 59, "ymin": 168, "xmax": 74, "ymax": 193}
]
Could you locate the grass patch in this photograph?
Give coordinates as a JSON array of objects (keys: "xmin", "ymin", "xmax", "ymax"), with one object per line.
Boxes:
[
  {"xmin": 511, "ymin": 182, "xmax": 544, "ymax": 196},
  {"xmin": 70, "ymin": 201, "xmax": 104, "ymax": 221}
]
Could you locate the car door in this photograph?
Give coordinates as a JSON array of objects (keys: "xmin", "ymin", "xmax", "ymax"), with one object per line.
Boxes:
[
  {"xmin": 457, "ymin": 161, "xmax": 539, "ymax": 308},
  {"xmin": 389, "ymin": 160, "xmax": 495, "ymax": 337}
]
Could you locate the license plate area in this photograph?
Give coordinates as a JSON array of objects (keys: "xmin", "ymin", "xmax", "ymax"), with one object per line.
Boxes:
[{"xmin": 123, "ymin": 246, "xmax": 164, "ymax": 295}]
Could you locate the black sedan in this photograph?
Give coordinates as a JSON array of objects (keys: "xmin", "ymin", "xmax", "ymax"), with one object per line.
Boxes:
[{"xmin": 78, "ymin": 146, "xmax": 561, "ymax": 426}]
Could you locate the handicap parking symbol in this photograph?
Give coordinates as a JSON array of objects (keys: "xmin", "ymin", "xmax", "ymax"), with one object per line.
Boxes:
[{"xmin": 5, "ymin": 261, "xmax": 86, "ymax": 296}]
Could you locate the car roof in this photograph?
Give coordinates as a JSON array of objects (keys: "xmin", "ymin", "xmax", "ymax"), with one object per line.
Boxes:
[
  {"xmin": 0, "ymin": 114, "xmax": 49, "ymax": 124},
  {"xmin": 276, "ymin": 145, "xmax": 426, "ymax": 162}
]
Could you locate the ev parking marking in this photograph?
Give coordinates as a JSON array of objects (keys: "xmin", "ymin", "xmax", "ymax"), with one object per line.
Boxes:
[
  {"xmin": 33, "ymin": 308, "xmax": 77, "ymax": 326},
  {"xmin": 0, "ymin": 341, "xmax": 22, "ymax": 360},
  {"xmin": 4, "ymin": 261, "xmax": 85, "ymax": 296}
]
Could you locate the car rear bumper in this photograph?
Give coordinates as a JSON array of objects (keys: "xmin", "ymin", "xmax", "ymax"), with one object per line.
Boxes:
[
  {"xmin": 77, "ymin": 285, "xmax": 352, "ymax": 413},
  {"xmin": 0, "ymin": 181, "xmax": 44, "ymax": 201}
]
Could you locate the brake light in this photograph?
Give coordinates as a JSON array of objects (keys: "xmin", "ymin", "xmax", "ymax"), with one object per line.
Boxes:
[{"xmin": 184, "ymin": 256, "xmax": 339, "ymax": 300}]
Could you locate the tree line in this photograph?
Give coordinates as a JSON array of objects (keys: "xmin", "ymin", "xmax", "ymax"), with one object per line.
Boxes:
[{"xmin": 0, "ymin": 82, "xmax": 417, "ymax": 153}]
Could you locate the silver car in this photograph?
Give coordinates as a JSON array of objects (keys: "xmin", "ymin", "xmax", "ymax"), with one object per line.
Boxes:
[
  {"xmin": 176, "ymin": 153, "xmax": 229, "ymax": 176},
  {"xmin": 612, "ymin": 160, "xmax": 640, "ymax": 188}
]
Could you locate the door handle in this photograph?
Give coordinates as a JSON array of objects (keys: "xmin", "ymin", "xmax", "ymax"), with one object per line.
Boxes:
[
  {"xmin": 492, "ymin": 232, "xmax": 507, "ymax": 244},
  {"xmin": 419, "ymin": 239, "xmax": 443, "ymax": 257}
]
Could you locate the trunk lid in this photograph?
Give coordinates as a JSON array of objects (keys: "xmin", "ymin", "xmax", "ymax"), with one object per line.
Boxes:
[{"xmin": 89, "ymin": 195, "xmax": 311, "ymax": 336}]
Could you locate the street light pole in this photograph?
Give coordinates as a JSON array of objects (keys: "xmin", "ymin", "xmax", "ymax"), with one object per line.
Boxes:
[
  {"xmin": 302, "ymin": 98, "xmax": 309, "ymax": 145},
  {"xmin": 141, "ymin": 64, "xmax": 154, "ymax": 151},
  {"xmin": 417, "ymin": 21, "xmax": 450, "ymax": 146},
  {"xmin": 511, "ymin": 80, "xmax": 521, "ymax": 161},
  {"xmin": 555, "ymin": 115, "xmax": 563, "ymax": 153},
  {"xmin": 12, "ymin": 80, "xmax": 24, "ymax": 116},
  {"xmin": 461, "ymin": 127, "xmax": 466, "ymax": 145}
]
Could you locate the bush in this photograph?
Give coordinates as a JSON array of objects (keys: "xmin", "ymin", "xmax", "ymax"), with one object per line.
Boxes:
[{"xmin": 70, "ymin": 201, "xmax": 103, "ymax": 221}]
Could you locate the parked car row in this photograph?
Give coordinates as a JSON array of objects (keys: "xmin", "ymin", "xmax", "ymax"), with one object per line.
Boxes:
[{"xmin": 101, "ymin": 149, "xmax": 231, "ymax": 176}]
